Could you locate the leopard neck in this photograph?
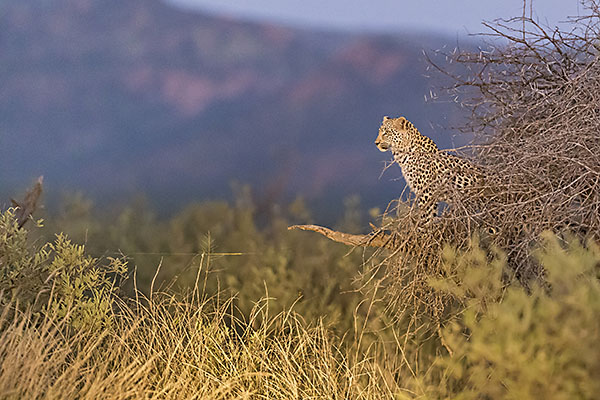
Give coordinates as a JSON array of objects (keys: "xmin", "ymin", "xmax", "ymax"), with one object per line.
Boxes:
[
  {"xmin": 392, "ymin": 147, "xmax": 426, "ymax": 166},
  {"xmin": 392, "ymin": 130, "xmax": 438, "ymax": 158}
]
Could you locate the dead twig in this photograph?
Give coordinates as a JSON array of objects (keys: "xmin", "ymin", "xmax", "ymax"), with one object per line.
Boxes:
[
  {"xmin": 10, "ymin": 176, "xmax": 44, "ymax": 228},
  {"xmin": 288, "ymin": 224, "xmax": 397, "ymax": 250}
]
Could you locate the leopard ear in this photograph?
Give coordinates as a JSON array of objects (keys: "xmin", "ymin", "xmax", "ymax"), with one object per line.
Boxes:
[
  {"xmin": 397, "ymin": 116, "xmax": 410, "ymax": 130},
  {"xmin": 383, "ymin": 116, "xmax": 389, "ymax": 121}
]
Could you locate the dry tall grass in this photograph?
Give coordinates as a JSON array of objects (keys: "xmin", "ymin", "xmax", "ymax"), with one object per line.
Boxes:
[{"xmin": 0, "ymin": 292, "xmax": 404, "ymax": 399}]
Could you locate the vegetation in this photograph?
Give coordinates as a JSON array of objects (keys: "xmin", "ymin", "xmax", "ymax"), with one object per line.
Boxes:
[
  {"xmin": 1, "ymin": 206, "xmax": 599, "ymax": 399},
  {"xmin": 37, "ymin": 191, "xmax": 382, "ymax": 335}
]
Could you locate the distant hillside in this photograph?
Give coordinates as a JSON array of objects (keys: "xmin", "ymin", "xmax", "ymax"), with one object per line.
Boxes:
[{"xmin": 0, "ymin": 0, "xmax": 473, "ymax": 213}]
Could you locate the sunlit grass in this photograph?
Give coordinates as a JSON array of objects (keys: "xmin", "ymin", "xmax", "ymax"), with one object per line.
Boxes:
[{"xmin": 0, "ymin": 291, "xmax": 400, "ymax": 399}]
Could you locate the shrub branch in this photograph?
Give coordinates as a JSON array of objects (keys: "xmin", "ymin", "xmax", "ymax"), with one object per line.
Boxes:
[{"xmin": 288, "ymin": 224, "xmax": 397, "ymax": 250}]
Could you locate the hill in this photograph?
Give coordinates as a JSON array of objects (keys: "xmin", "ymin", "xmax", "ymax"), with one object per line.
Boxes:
[{"xmin": 0, "ymin": 0, "xmax": 471, "ymax": 214}]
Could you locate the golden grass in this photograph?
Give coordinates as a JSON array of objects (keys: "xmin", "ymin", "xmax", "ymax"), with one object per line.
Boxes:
[{"xmin": 0, "ymin": 291, "xmax": 403, "ymax": 399}]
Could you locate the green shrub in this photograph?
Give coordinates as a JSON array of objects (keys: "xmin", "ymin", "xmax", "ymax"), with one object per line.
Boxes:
[
  {"xmin": 0, "ymin": 208, "xmax": 126, "ymax": 330},
  {"xmin": 423, "ymin": 235, "xmax": 600, "ymax": 399}
]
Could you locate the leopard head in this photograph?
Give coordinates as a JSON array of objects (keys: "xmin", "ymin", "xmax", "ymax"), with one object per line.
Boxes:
[
  {"xmin": 375, "ymin": 116, "xmax": 438, "ymax": 153},
  {"xmin": 375, "ymin": 116, "xmax": 412, "ymax": 152}
]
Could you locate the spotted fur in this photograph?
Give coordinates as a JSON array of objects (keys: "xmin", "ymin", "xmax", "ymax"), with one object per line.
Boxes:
[{"xmin": 375, "ymin": 116, "xmax": 483, "ymax": 221}]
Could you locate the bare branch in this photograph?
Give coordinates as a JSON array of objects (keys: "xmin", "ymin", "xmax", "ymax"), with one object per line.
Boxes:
[
  {"xmin": 288, "ymin": 224, "xmax": 398, "ymax": 250},
  {"xmin": 11, "ymin": 176, "xmax": 44, "ymax": 229}
]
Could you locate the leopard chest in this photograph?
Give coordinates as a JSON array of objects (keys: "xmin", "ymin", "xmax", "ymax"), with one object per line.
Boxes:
[{"xmin": 393, "ymin": 151, "xmax": 436, "ymax": 196}]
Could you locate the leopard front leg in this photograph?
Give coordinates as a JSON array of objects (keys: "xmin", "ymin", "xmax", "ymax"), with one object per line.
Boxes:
[
  {"xmin": 399, "ymin": 154, "xmax": 439, "ymax": 224},
  {"xmin": 417, "ymin": 187, "xmax": 438, "ymax": 223}
]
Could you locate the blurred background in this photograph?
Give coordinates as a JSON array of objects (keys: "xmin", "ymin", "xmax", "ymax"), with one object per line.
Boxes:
[{"xmin": 0, "ymin": 0, "xmax": 580, "ymax": 220}]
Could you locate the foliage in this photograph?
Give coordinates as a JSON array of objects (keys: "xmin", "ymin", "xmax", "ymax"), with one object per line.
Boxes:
[
  {"xmin": 0, "ymin": 208, "xmax": 126, "ymax": 330},
  {"xmin": 418, "ymin": 235, "xmax": 600, "ymax": 399},
  {"xmin": 438, "ymin": 0, "xmax": 600, "ymax": 272}
]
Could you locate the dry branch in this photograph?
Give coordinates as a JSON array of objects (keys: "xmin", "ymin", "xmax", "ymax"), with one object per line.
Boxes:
[
  {"xmin": 10, "ymin": 176, "xmax": 43, "ymax": 228},
  {"xmin": 288, "ymin": 224, "xmax": 397, "ymax": 250}
]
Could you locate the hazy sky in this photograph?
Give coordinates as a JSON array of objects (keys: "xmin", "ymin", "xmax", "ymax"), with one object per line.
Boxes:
[{"xmin": 168, "ymin": 0, "xmax": 583, "ymax": 35}]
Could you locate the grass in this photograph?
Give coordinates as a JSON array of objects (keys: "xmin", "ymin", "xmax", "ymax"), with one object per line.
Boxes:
[{"xmin": 0, "ymin": 291, "xmax": 402, "ymax": 399}]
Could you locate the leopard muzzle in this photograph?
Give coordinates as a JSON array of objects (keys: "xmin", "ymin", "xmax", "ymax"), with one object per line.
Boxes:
[{"xmin": 375, "ymin": 140, "xmax": 389, "ymax": 152}]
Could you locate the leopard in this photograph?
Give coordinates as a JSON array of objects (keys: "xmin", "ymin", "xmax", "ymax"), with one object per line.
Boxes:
[{"xmin": 375, "ymin": 116, "xmax": 485, "ymax": 222}]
